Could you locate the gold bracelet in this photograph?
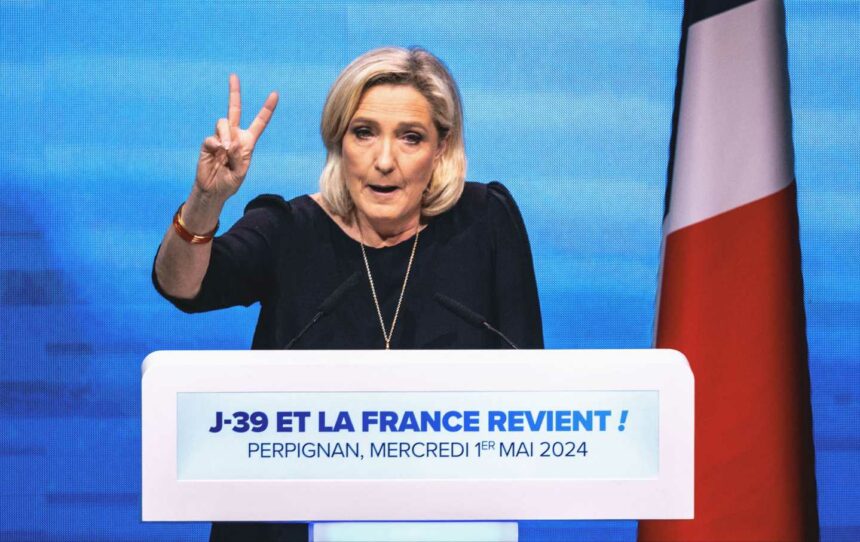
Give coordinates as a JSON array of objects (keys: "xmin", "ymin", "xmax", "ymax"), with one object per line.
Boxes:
[{"xmin": 172, "ymin": 203, "xmax": 219, "ymax": 244}]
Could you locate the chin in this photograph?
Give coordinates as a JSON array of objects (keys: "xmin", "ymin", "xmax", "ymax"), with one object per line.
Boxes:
[
  {"xmin": 362, "ymin": 208, "xmax": 405, "ymax": 224},
  {"xmin": 358, "ymin": 200, "xmax": 415, "ymax": 225}
]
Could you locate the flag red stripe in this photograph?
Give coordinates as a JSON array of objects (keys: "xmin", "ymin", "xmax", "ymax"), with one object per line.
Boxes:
[{"xmin": 640, "ymin": 182, "xmax": 818, "ymax": 540}]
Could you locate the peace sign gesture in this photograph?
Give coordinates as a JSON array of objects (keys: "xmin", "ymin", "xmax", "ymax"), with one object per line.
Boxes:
[{"xmin": 195, "ymin": 74, "xmax": 279, "ymax": 200}]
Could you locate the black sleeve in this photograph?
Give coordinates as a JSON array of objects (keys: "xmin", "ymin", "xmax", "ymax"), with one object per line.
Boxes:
[
  {"xmin": 152, "ymin": 195, "xmax": 288, "ymax": 314},
  {"xmin": 487, "ymin": 181, "xmax": 544, "ymax": 349}
]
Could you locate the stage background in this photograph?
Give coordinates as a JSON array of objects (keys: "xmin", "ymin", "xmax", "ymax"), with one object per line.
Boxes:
[{"xmin": 2, "ymin": 1, "xmax": 857, "ymax": 540}]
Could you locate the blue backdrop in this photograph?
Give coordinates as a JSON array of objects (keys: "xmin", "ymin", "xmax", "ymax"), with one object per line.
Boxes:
[{"xmin": 2, "ymin": 1, "xmax": 858, "ymax": 540}]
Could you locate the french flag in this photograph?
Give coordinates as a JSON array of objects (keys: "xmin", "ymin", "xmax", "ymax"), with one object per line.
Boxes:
[{"xmin": 638, "ymin": 0, "xmax": 819, "ymax": 540}]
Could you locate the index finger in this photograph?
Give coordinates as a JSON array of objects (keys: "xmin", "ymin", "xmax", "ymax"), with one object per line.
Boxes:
[
  {"xmin": 228, "ymin": 74, "xmax": 241, "ymax": 128},
  {"xmin": 247, "ymin": 91, "xmax": 279, "ymax": 142}
]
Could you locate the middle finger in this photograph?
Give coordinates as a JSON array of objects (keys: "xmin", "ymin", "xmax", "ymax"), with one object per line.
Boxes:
[{"xmin": 216, "ymin": 118, "xmax": 232, "ymax": 149}]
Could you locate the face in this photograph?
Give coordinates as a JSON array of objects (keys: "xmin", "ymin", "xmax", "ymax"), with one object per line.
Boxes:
[{"xmin": 342, "ymin": 84, "xmax": 446, "ymax": 233}]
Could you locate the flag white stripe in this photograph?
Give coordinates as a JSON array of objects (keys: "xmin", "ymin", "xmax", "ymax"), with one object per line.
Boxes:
[{"xmin": 664, "ymin": 0, "xmax": 794, "ymax": 236}]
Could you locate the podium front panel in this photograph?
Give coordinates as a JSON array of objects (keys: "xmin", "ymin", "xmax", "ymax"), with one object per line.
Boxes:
[{"xmin": 141, "ymin": 349, "xmax": 693, "ymax": 521}]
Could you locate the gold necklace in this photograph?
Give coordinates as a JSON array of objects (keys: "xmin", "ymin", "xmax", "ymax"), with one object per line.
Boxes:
[{"xmin": 358, "ymin": 223, "xmax": 420, "ymax": 350}]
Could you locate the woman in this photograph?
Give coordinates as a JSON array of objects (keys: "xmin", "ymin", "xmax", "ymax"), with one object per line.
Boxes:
[{"xmin": 153, "ymin": 47, "xmax": 542, "ymax": 541}]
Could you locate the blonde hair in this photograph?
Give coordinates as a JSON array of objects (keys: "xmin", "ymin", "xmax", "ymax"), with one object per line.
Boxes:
[{"xmin": 319, "ymin": 47, "xmax": 466, "ymax": 220}]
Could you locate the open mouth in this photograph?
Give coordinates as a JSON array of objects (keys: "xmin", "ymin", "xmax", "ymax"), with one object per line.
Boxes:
[{"xmin": 368, "ymin": 184, "xmax": 399, "ymax": 194}]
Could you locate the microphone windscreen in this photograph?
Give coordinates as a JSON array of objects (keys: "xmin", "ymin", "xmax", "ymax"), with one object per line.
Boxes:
[
  {"xmin": 434, "ymin": 292, "xmax": 487, "ymax": 328},
  {"xmin": 319, "ymin": 271, "xmax": 361, "ymax": 314}
]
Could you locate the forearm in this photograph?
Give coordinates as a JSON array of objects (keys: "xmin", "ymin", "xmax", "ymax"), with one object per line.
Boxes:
[{"xmin": 154, "ymin": 187, "xmax": 227, "ymax": 299}]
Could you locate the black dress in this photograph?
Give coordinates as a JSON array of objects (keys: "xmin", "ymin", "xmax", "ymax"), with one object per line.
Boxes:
[{"xmin": 153, "ymin": 181, "xmax": 543, "ymax": 541}]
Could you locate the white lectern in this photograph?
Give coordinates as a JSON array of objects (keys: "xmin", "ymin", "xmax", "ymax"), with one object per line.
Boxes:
[{"xmin": 142, "ymin": 349, "xmax": 693, "ymax": 539}]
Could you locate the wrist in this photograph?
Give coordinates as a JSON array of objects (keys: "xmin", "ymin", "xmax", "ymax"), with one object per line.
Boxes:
[{"xmin": 182, "ymin": 187, "xmax": 226, "ymax": 233}]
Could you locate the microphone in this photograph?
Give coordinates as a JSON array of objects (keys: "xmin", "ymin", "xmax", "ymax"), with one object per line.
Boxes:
[
  {"xmin": 434, "ymin": 293, "xmax": 518, "ymax": 349},
  {"xmin": 284, "ymin": 271, "xmax": 361, "ymax": 349}
]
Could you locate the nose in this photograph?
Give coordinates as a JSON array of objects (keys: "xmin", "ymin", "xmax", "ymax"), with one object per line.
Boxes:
[{"xmin": 374, "ymin": 138, "xmax": 395, "ymax": 176}]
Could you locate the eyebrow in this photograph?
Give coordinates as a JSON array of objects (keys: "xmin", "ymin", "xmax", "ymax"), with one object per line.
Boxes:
[{"xmin": 349, "ymin": 117, "xmax": 430, "ymax": 131}]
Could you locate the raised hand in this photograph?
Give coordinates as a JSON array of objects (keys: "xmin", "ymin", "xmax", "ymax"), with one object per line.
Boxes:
[{"xmin": 195, "ymin": 74, "xmax": 279, "ymax": 200}]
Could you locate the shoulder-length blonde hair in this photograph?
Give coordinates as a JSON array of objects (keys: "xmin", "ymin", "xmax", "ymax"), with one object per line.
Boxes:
[{"xmin": 319, "ymin": 47, "xmax": 466, "ymax": 220}]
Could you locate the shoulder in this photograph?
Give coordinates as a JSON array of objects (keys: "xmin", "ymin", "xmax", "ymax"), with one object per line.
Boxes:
[
  {"xmin": 433, "ymin": 181, "xmax": 529, "ymax": 247},
  {"xmin": 455, "ymin": 181, "xmax": 521, "ymax": 211},
  {"xmin": 234, "ymin": 193, "xmax": 336, "ymax": 254},
  {"xmin": 459, "ymin": 182, "xmax": 531, "ymax": 247},
  {"xmin": 453, "ymin": 181, "xmax": 526, "ymax": 228},
  {"xmin": 243, "ymin": 193, "xmax": 303, "ymax": 217},
  {"xmin": 239, "ymin": 193, "xmax": 325, "ymax": 229}
]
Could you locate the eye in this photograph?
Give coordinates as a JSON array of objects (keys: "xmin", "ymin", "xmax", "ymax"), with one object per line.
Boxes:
[
  {"xmin": 352, "ymin": 126, "xmax": 373, "ymax": 140},
  {"xmin": 402, "ymin": 132, "xmax": 424, "ymax": 145}
]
